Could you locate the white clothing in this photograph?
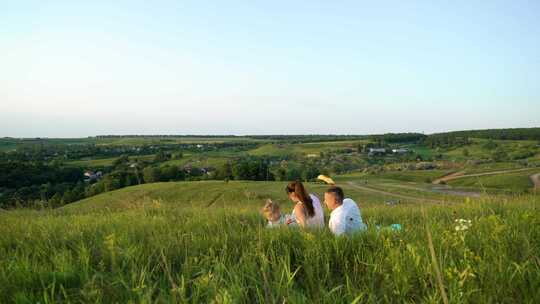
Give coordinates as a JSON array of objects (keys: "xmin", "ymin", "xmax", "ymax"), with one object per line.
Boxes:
[
  {"xmin": 328, "ymin": 198, "xmax": 366, "ymax": 236},
  {"xmin": 267, "ymin": 214, "xmax": 290, "ymax": 228},
  {"xmin": 290, "ymin": 194, "xmax": 325, "ymax": 228}
]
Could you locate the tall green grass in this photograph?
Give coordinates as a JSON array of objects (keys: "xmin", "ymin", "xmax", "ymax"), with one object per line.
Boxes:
[{"xmin": 0, "ymin": 182, "xmax": 539, "ymax": 303}]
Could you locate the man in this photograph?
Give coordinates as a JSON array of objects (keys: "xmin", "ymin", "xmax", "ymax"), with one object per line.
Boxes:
[{"xmin": 324, "ymin": 186, "xmax": 367, "ymax": 236}]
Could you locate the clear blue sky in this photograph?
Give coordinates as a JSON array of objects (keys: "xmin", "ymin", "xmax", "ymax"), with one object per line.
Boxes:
[{"xmin": 1, "ymin": 1, "xmax": 539, "ymax": 137}]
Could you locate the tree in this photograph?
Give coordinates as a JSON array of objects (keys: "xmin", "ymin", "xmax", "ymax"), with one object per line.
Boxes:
[
  {"xmin": 301, "ymin": 165, "xmax": 319, "ymax": 181},
  {"xmin": 173, "ymin": 151, "xmax": 184, "ymax": 159},
  {"xmin": 274, "ymin": 167, "xmax": 287, "ymax": 181},
  {"xmin": 216, "ymin": 162, "xmax": 233, "ymax": 180},
  {"xmin": 62, "ymin": 190, "xmax": 77, "ymax": 204},
  {"xmin": 161, "ymin": 165, "xmax": 179, "ymax": 181},
  {"xmin": 49, "ymin": 193, "xmax": 63, "ymax": 207},
  {"xmin": 102, "ymin": 175, "xmax": 122, "ymax": 192},
  {"xmin": 154, "ymin": 151, "xmax": 171, "ymax": 163},
  {"xmin": 483, "ymin": 140, "xmax": 498, "ymax": 150},
  {"xmin": 113, "ymin": 154, "xmax": 130, "ymax": 167},
  {"xmin": 286, "ymin": 167, "xmax": 302, "ymax": 181},
  {"xmin": 187, "ymin": 167, "xmax": 203, "ymax": 179},
  {"xmin": 462, "ymin": 148, "xmax": 469, "ymax": 157},
  {"xmin": 491, "ymin": 149, "xmax": 508, "ymax": 162},
  {"xmin": 232, "ymin": 161, "xmax": 251, "ymax": 180},
  {"xmin": 143, "ymin": 167, "xmax": 161, "ymax": 183}
]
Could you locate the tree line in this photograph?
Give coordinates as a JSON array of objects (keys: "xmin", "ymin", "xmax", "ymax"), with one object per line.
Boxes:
[
  {"xmin": 0, "ymin": 153, "xmax": 328, "ymax": 209},
  {"xmin": 429, "ymin": 128, "xmax": 540, "ymax": 141}
]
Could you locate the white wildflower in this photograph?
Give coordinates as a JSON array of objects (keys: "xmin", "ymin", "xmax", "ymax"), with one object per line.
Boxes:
[{"xmin": 454, "ymin": 218, "xmax": 472, "ymax": 232}]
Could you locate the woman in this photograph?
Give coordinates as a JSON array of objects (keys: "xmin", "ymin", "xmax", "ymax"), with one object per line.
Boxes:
[{"xmin": 285, "ymin": 181, "xmax": 325, "ymax": 228}]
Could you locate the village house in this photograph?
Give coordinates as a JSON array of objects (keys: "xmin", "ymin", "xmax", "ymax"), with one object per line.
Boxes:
[
  {"xmin": 84, "ymin": 171, "xmax": 103, "ymax": 182},
  {"xmin": 392, "ymin": 148, "xmax": 410, "ymax": 154},
  {"xmin": 368, "ymin": 148, "xmax": 386, "ymax": 156}
]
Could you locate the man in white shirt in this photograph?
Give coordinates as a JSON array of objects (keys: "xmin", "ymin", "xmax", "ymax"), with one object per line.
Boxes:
[{"xmin": 324, "ymin": 186, "xmax": 367, "ymax": 236}]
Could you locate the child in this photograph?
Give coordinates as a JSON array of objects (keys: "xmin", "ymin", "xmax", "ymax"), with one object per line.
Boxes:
[{"xmin": 262, "ymin": 199, "xmax": 294, "ymax": 228}]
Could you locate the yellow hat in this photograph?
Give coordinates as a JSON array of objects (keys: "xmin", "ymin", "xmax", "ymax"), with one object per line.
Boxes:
[{"xmin": 317, "ymin": 175, "xmax": 335, "ymax": 185}]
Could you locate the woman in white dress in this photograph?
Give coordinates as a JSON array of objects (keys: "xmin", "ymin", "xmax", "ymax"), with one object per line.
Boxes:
[{"xmin": 285, "ymin": 181, "xmax": 325, "ymax": 229}]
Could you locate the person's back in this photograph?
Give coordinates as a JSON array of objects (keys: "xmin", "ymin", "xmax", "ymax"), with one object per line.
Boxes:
[
  {"xmin": 289, "ymin": 194, "xmax": 325, "ymax": 228},
  {"xmin": 306, "ymin": 194, "xmax": 325, "ymax": 228},
  {"xmin": 329, "ymin": 198, "xmax": 366, "ymax": 236}
]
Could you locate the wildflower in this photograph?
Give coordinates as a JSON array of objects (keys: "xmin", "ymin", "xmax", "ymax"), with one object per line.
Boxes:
[
  {"xmin": 454, "ymin": 218, "xmax": 472, "ymax": 232},
  {"xmin": 303, "ymin": 233, "xmax": 315, "ymax": 241}
]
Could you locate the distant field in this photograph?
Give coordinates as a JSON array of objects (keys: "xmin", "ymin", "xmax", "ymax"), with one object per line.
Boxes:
[
  {"xmin": 0, "ymin": 137, "xmax": 101, "ymax": 147},
  {"xmin": 0, "ymin": 136, "xmax": 270, "ymax": 150},
  {"xmin": 374, "ymin": 170, "xmax": 453, "ymax": 183},
  {"xmin": 67, "ymin": 154, "xmax": 156, "ymax": 167},
  {"xmin": 444, "ymin": 138, "xmax": 538, "ymax": 160},
  {"xmin": 447, "ymin": 168, "xmax": 539, "ymax": 193},
  {"xmin": 336, "ymin": 170, "xmax": 452, "ymax": 184},
  {"xmin": 99, "ymin": 136, "xmax": 270, "ymax": 146},
  {"xmin": 461, "ymin": 162, "xmax": 527, "ymax": 174},
  {"xmin": 405, "ymin": 144, "xmax": 433, "ymax": 158},
  {"xmin": 248, "ymin": 140, "xmax": 369, "ymax": 157},
  {"xmin": 160, "ymin": 155, "xmax": 230, "ymax": 169},
  {"xmin": 0, "ymin": 141, "xmax": 17, "ymax": 152}
]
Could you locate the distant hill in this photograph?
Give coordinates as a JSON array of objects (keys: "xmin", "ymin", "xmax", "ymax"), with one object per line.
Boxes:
[
  {"xmin": 59, "ymin": 181, "xmax": 304, "ymax": 214},
  {"xmin": 429, "ymin": 127, "xmax": 540, "ymax": 141}
]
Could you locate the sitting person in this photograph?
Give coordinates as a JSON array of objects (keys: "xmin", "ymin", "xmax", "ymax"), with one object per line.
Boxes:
[
  {"xmin": 285, "ymin": 181, "xmax": 325, "ymax": 229},
  {"xmin": 324, "ymin": 186, "xmax": 367, "ymax": 236},
  {"xmin": 261, "ymin": 199, "xmax": 294, "ymax": 228}
]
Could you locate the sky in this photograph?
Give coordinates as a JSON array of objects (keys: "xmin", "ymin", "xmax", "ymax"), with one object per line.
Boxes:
[{"xmin": 1, "ymin": 0, "xmax": 539, "ymax": 137}]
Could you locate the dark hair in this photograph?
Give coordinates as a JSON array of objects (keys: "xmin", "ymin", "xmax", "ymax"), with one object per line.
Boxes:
[
  {"xmin": 285, "ymin": 181, "xmax": 315, "ymax": 217},
  {"xmin": 325, "ymin": 186, "xmax": 344, "ymax": 203}
]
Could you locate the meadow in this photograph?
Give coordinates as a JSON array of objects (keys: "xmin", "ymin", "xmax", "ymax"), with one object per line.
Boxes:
[
  {"xmin": 1, "ymin": 181, "xmax": 539, "ymax": 303},
  {"xmin": 447, "ymin": 168, "xmax": 538, "ymax": 193},
  {"xmin": 248, "ymin": 140, "xmax": 368, "ymax": 157},
  {"xmin": 442, "ymin": 138, "xmax": 538, "ymax": 161}
]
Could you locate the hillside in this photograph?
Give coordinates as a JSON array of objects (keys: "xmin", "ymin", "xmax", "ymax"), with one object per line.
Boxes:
[
  {"xmin": 58, "ymin": 177, "xmax": 470, "ymax": 216},
  {"xmin": 1, "ymin": 180, "xmax": 539, "ymax": 302}
]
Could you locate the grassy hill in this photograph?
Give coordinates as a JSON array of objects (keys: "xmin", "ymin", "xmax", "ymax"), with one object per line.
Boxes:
[
  {"xmin": 1, "ymin": 180, "xmax": 539, "ymax": 303},
  {"xmin": 447, "ymin": 168, "xmax": 539, "ymax": 193}
]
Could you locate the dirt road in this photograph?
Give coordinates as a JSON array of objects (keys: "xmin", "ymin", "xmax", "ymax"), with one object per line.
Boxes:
[
  {"xmin": 346, "ymin": 182, "xmax": 449, "ymax": 204},
  {"xmin": 383, "ymin": 183, "xmax": 481, "ymax": 197}
]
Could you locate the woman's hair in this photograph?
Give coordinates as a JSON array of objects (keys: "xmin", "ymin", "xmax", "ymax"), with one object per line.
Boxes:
[{"xmin": 285, "ymin": 181, "xmax": 315, "ymax": 217}]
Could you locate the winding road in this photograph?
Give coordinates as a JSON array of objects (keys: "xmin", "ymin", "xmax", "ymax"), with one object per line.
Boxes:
[{"xmin": 345, "ymin": 167, "xmax": 540, "ymax": 204}]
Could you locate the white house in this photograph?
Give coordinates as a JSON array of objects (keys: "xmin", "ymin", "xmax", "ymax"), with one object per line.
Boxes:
[
  {"xmin": 84, "ymin": 171, "xmax": 103, "ymax": 182},
  {"xmin": 392, "ymin": 148, "xmax": 409, "ymax": 154},
  {"xmin": 368, "ymin": 148, "xmax": 386, "ymax": 157}
]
